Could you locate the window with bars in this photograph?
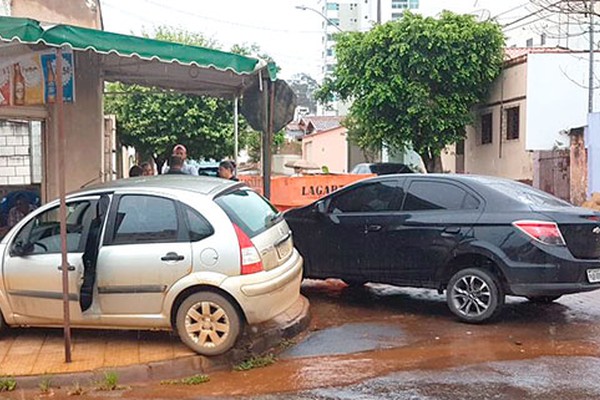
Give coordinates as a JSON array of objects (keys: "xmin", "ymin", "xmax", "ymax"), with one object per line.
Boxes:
[
  {"xmin": 481, "ymin": 113, "xmax": 493, "ymax": 145},
  {"xmin": 506, "ymin": 107, "xmax": 520, "ymax": 140}
]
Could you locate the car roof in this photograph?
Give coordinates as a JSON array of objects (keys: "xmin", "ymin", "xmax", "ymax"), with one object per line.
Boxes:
[{"xmin": 69, "ymin": 175, "xmax": 242, "ymax": 198}]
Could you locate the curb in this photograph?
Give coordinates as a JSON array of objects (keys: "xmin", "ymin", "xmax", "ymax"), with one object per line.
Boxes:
[{"xmin": 9, "ymin": 295, "xmax": 311, "ymax": 389}]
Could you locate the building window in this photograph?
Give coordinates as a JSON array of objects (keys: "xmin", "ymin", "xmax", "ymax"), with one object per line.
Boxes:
[
  {"xmin": 456, "ymin": 139, "xmax": 465, "ymax": 156},
  {"xmin": 392, "ymin": 12, "xmax": 403, "ymax": 20},
  {"xmin": 540, "ymin": 33, "xmax": 546, "ymax": 45},
  {"xmin": 506, "ymin": 107, "xmax": 520, "ymax": 140},
  {"xmin": 326, "ymin": 48, "xmax": 335, "ymax": 57},
  {"xmin": 329, "ymin": 18, "xmax": 340, "ymax": 26},
  {"xmin": 408, "ymin": 0, "xmax": 419, "ymax": 8},
  {"xmin": 481, "ymin": 113, "xmax": 493, "ymax": 145},
  {"xmin": 392, "ymin": 0, "xmax": 409, "ymax": 9},
  {"xmin": 327, "ymin": 3, "xmax": 339, "ymax": 11},
  {"xmin": 327, "ymin": 33, "xmax": 335, "ymax": 41},
  {"xmin": 526, "ymin": 38, "xmax": 533, "ymax": 47}
]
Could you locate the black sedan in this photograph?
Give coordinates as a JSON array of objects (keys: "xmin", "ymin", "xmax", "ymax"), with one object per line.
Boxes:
[{"xmin": 284, "ymin": 174, "xmax": 600, "ymax": 323}]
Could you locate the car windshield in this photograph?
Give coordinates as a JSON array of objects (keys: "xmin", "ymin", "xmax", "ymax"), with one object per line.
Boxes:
[
  {"xmin": 486, "ymin": 181, "xmax": 572, "ymax": 208},
  {"xmin": 215, "ymin": 188, "xmax": 281, "ymax": 237}
]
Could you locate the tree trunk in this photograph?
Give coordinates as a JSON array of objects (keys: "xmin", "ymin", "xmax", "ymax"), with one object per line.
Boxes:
[{"xmin": 423, "ymin": 153, "xmax": 444, "ymax": 173}]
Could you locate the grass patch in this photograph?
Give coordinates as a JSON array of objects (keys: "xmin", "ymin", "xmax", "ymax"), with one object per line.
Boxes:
[
  {"xmin": 67, "ymin": 381, "xmax": 85, "ymax": 396},
  {"xmin": 95, "ymin": 371, "xmax": 121, "ymax": 391},
  {"xmin": 160, "ymin": 374, "xmax": 210, "ymax": 385},
  {"xmin": 277, "ymin": 338, "xmax": 297, "ymax": 351},
  {"xmin": 234, "ymin": 353, "xmax": 276, "ymax": 371},
  {"xmin": 38, "ymin": 375, "xmax": 53, "ymax": 394},
  {"xmin": 0, "ymin": 376, "xmax": 16, "ymax": 392}
]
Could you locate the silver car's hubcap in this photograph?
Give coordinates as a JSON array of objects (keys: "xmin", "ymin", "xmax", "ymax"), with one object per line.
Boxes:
[
  {"xmin": 451, "ymin": 275, "xmax": 491, "ymax": 317},
  {"xmin": 185, "ymin": 301, "xmax": 230, "ymax": 348}
]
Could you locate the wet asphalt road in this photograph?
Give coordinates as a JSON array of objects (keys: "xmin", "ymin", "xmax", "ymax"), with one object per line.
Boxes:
[{"xmin": 5, "ymin": 279, "xmax": 600, "ymax": 399}]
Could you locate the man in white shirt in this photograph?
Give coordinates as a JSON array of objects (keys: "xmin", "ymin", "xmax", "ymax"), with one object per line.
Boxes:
[{"xmin": 163, "ymin": 144, "xmax": 198, "ymax": 175}]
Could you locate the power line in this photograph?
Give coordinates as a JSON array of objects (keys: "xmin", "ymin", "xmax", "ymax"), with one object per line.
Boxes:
[
  {"xmin": 501, "ymin": 0, "xmax": 563, "ymax": 29},
  {"xmin": 491, "ymin": 2, "xmax": 531, "ymax": 20}
]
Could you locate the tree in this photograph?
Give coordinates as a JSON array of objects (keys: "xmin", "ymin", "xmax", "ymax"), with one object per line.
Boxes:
[
  {"xmin": 317, "ymin": 12, "xmax": 504, "ymax": 172},
  {"xmin": 104, "ymin": 27, "xmax": 257, "ymax": 171},
  {"xmin": 288, "ymin": 73, "xmax": 319, "ymax": 114}
]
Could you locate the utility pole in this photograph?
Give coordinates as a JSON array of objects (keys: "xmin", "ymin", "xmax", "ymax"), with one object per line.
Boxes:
[
  {"xmin": 590, "ymin": 0, "xmax": 595, "ymax": 113},
  {"xmin": 377, "ymin": 0, "xmax": 381, "ymax": 24}
]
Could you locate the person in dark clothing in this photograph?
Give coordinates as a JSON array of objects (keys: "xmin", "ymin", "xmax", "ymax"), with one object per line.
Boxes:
[
  {"xmin": 128, "ymin": 165, "xmax": 143, "ymax": 177},
  {"xmin": 166, "ymin": 155, "xmax": 186, "ymax": 175},
  {"xmin": 218, "ymin": 160, "xmax": 238, "ymax": 181}
]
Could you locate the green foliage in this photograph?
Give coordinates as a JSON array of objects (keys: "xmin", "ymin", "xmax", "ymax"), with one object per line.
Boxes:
[
  {"xmin": 95, "ymin": 371, "xmax": 120, "ymax": 391},
  {"xmin": 289, "ymin": 73, "xmax": 319, "ymax": 114},
  {"xmin": 233, "ymin": 353, "xmax": 276, "ymax": 371},
  {"xmin": 104, "ymin": 27, "xmax": 263, "ymax": 166},
  {"xmin": 317, "ymin": 11, "xmax": 504, "ymax": 170},
  {"xmin": 0, "ymin": 376, "xmax": 16, "ymax": 392},
  {"xmin": 160, "ymin": 374, "xmax": 210, "ymax": 385},
  {"xmin": 38, "ymin": 375, "xmax": 53, "ymax": 394}
]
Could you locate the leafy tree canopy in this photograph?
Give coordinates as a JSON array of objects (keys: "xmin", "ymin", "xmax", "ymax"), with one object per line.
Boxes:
[
  {"xmin": 104, "ymin": 27, "xmax": 269, "ymax": 167},
  {"xmin": 317, "ymin": 11, "xmax": 505, "ymax": 171},
  {"xmin": 288, "ymin": 73, "xmax": 319, "ymax": 114}
]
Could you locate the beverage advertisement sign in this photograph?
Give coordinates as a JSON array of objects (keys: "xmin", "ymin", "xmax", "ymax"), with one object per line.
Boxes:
[
  {"xmin": 0, "ymin": 65, "xmax": 10, "ymax": 106},
  {"xmin": 40, "ymin": 51, "xmax": 75, "ymax": 103},
  {"xmin": 0, "ymin": 49, "xmax": 75, "ymax": 106}
]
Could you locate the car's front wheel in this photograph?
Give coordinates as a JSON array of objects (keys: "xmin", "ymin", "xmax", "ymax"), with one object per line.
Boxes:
[
  {"xmin": 447, "ymin": 268, "xmax": 504, "ymax": 323},
  {"xmin": 175, "ymin": 292, "xmax": 241, "ymax": 356}
]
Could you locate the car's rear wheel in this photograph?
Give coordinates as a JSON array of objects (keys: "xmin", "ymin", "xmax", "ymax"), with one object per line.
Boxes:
[
  {"xmin": 447, "ymin": 268, "xmax": 504, "ymax": 323},
  {"xmin": 527, "ymin": 295, "xmax": 562, "ymax": 304},
  {"xmin": 175, "ymin": 292, "xmax": 241, "ymax": 356}
]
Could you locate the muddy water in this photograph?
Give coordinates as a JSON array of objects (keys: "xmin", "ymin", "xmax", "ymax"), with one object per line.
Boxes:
[{"xmin": 7, "ymin": 279, "xmax": 600, "ymax": 399}]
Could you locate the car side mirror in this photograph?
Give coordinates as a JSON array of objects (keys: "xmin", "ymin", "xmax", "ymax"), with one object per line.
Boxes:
[
  {"xmin": 11, "ymin": 241, "xmax": 33, "ymax": 257},
  {"xmin": 315, "ymin": 201, "xmax": 327, "ymax": 214}
]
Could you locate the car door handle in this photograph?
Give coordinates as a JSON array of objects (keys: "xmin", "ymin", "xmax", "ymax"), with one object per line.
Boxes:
[
  {"xmin": 364, "ymin": 224, "xmax": 382, "ymax": 233},
  {"xmin": 442, "ymin": 226, "xmax": 461, "ymax": 236},
  {"xmin": 161, "ymin": 252, "xmax": 184, "ymax": 262},
  {"xmin": 57, "ymin": 265, "xmax": 75, "ymax": 271}
]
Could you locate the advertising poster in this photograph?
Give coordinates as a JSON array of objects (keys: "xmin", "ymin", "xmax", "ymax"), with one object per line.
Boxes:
[
  {"xmin": 0, "ymin": 65, "xmax": 10, "ymax": 106},
  {"xmin": 16, "ymin": 56, "xmax": 44, "ymax": 106},
  {"xmin": 0, "ymin": 50, "xmax": 75, "ymax": 107},
  {"xmin": 40, "ymin": 51, "xmax": 75, "ymax": 103}
]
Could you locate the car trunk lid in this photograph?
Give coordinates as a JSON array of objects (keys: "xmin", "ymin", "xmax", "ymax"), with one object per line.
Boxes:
[
  {"xmin": 214, "ymin": 188, "xmax": 293, "ymax": 272},
  {"xmin": 538, "ymin": 208, "xmax": 600, "ymax": 259}
]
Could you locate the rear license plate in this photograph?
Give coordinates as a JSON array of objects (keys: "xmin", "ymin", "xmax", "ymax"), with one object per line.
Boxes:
[
  {"xmin": 587, "ymin": 268, "xmax": 600, "ymax": 283},
  {"xmin": 276, "ymin": 239, "xmax": 292, "ymax": 260}
]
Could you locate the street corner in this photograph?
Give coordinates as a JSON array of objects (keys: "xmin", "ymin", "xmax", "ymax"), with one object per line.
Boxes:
[{"xmin": 0, "ymin": 295, "xmax": 311, "ymax": 390}]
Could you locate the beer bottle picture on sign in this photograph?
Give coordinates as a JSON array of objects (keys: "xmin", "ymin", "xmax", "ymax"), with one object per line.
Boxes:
[
  {"xmin": 13, "ymin": 63, "xmax": 25, "ymax": 105},
  {"xmin": 45, "ymin": 59, "xmax": 56, "ymax": 103}
]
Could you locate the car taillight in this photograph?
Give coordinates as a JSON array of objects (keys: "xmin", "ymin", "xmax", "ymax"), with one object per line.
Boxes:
[
  {"xmin": 512, "ymin": 220, "xmax": 566, "ymax": 246},
  {"xmin": 233, "ymin": 223, "xmax": 263, "ymax": 275}
]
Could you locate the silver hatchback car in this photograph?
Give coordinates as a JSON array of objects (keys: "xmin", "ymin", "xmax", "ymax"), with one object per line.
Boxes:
[{"xmin": 0, "ymin": 176, "xmax": 303, "ymax": 355}]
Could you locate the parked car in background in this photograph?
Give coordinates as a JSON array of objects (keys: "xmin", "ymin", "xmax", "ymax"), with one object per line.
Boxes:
[
  {"xmin": 284, "ymin": 174, "xmax": 600, "ymax": 323},
  {"xmin": 350, "ymin": 162, "xmax": 415, "ymax": 175},
  {"xmin": 0, "ymin": 176, "xmax": 303, "ymax": 355}
]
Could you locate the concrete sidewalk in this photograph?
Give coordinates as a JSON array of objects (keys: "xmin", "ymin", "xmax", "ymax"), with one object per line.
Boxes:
[{"xmin": 0, "ymin": 295, "xmax": 310, "ymax": 386}]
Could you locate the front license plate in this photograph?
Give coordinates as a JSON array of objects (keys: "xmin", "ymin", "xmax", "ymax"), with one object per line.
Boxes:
[{"xmin": 587, "ymin": 268, "xmax": 600, "ymax": 283}]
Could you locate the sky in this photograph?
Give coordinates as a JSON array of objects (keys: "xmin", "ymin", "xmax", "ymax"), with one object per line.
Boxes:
[
  {"xmin": 101, "ymin": 0, "xmax": 325, "ymax": 80},
  {"xmin": 101, "ymin": 0, "xmax": 531, "ymax": 81}
]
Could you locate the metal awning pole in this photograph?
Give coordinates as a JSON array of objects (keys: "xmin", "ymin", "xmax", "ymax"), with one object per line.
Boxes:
[
  {"xmin": 57, "ymin": 47, "xmax": 72, "ymax": 363},
  {"xmin": 234, "ymin": 96, "xmax": 239, "ymax": 168}
]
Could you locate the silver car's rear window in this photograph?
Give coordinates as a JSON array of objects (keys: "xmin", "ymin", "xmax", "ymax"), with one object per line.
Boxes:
[{"xmin": 215, "ymin": 189, "xmax": 281, "ymax": 237}]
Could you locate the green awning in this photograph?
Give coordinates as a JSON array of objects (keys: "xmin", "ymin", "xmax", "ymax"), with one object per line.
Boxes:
[{"xmin": 0, "ymin": 16, "xmax": 278, "ymax": 97}]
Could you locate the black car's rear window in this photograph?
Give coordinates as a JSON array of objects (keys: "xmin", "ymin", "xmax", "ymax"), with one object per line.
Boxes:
[
  {"xmin": 214, "ymin": 189, "xmax": 280, "ymax": 237},
  {"xmin": 487, "ymin": 181, "xmax": 571, "ymax": 208}
]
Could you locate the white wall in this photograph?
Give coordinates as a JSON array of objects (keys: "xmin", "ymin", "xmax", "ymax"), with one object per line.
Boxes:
[{"xmin": 526, "ymin": 52, "xmax": 600, "ymax": 150}]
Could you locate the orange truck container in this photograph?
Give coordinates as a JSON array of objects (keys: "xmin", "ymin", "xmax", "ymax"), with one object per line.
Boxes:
[{"xmin": 239, "ymin": 174, "xmax": 374, "ymax": 211}]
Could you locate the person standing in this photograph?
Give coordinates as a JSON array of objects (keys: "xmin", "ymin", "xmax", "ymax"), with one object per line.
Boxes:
[
  {"xmin": 141, "ymin": 162, "xmax": 154, "ymax": 176},
  {"xmin": 7, "ymin": 194, "xmax": 36, "ymax": 228},
  {"xmin": 218, "ymin": 160, "xmax": 239, "ymax": 181},
  {"xmin": 164, "ymin": 144, "xmax": 197, "ymax": 175},
  {"xmin": 166, "ymin": 155, "xmax": 186, "ymax": 175}
]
